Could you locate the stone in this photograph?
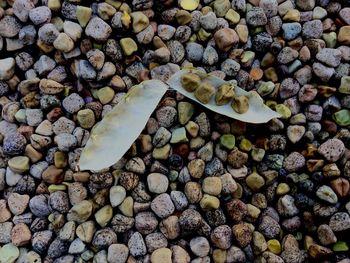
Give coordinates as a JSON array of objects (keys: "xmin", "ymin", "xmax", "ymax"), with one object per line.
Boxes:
[
  {"xmin": 53, "ymin": 33, "xmax": 74, "ymax": 53},
  {"xmin": 338, "ymin": 26, "xmax": 350, "ymax": 45},
  {"xmin": 11, "ymin": 223, "xmax": 31, "ymax": 246},
  {"xmin": 95, "ymin": 205, "xmax": 113, "ymax": 227},
  {"xmin": 67, "ymin": 200, "xmax": 93, "ymax": 223},
  {"xmin": 0, "ymin": 16, "xmax": 21, "ymax": 38},
  {"xmin": 151, "ymin": 248, "xmax": 172, "ymax": 263},
  {"xmin": 170, "ymin": 127, "xmax": 188, "ymax": 144},
  {"xmin": 0, "ymin": 58, "xmax": 15, "ymax": 80},
  {"xmin": 246, "ymin": 7, "xmax": 267, "ymax": 26},
  {"xmin": 109, "ymin": 185, "xmax": 126, "ymax": 207},
  {"xmin": 316, "ymin": 48, "xmax": 342, "ymax": 67},
  {"xmin": 147, "ymin": 173, "xmax": 169, "ymax": 193},
  {"xmin": 214, "ymin": 28, "xmax": 239, "ymax": 52},
  {"xmin": 92, "ymin": 228, "xmax": 117, "ymax": 249},
  {"xmin": 8, "ymin": 156, "xmax": 30, "ymax": 173},
  {"xmin": 128, "ymin": 232, "xmax": 147, "ymax": 257},
  {"xmin": 190, "ymin": 237, "xmax": 210, "ymax": 257},
  {"xmin": 85, "ymin": 17, "xmax": 112, "ymax": 42},
  {"xmin": 29, "ymin": 6, "xmax": 51, "ymax": 25},
  {"xmin": 318, "ymin": 138, "xmax": 345, "ymax": 162},
  {"xmin": 108, "ymin": 244, "xmax": 129, "ymax": 263},
  {"xmin": 329, "ymin": 212, "xmax": 350, "ymax": 232},
  {"xmin": 76, "ymin": 221, "xmax": 96, "ymax": 243},
  {"xmin": 0, "ymin": 244, "xmax": 19, "ymax": 263},
  {"xmin": 0, "ymin": 200, "xmax": 11, "ymax": 223},
  {"xmin": 120, "ymin": 38, "xmax": 138, "ymax": 56},
  {"xmin": 151, "ymin": 193, "xmax": 175, "ymax": 218},
  {"xmin": 7, "ymin": 193, "xmax": 29, "ymax": 215}
]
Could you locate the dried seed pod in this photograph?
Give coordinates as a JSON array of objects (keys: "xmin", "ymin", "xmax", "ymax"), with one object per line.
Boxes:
[
  {"xmin": 232, "ymin": 95, "xmax": 249, "ymax": 114},
  {"xmin": 194, "ymin": 82, "xmax": 215, "ymax": 104},
  {"xmin": 181, "ymin": 73, "xmax": 201, "ymax": 92},
  {"xmin": 215, "ymin": 84, "xmax": 235, "ymax": 106}
]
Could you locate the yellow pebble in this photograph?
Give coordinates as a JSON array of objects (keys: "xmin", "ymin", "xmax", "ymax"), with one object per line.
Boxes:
[
  {"xmin": 120, "ymin": 37, "xmax": 138, "ymax": 56},
  {"xmin": 97, "ymin": 87, "xmax": 115, "ymax": 104},
  {"xmin": 213, "ymin": 249, "xmax": 227, "ymax": 263},
  {"xmin": 179, "ymin": 0, "xmax": 199, "ymax": 11},
  {"xmin": 276, "ymin": 183, "xmax": 290, "ymax": 195},
  {"xmin": 200, "ymin": 194, "xmax": 220, "ymax": 211},
  {"xmin": 76, "ymin": 6, "xmax": 92, "ymax": 28},
  {"xmin": 283, "ymin": 9, "xmax": 300, "ymax": 22},
  {"xmin": 276, "ymin": 104, "xmax": 292, "ymax": 119},
  {"xmin": 119, "ymin": 196, "xmax": 133, "ymax": 217},
  {"xmin": 225, "ymin": 9, "xmax": 240, "ymax": 24},
  {"xmin": 267, "ymin": 239, "xmax": 282, "ymax": 254},
  {"xmin": 239, "ymin": 138, "xmax": 252, "ymax": 152},
  {"xmin": 48, "ymin": 184, "xmax": 67, "ymax": 193},
  {"xmin": 121, "ymin": 11, "xmax": 131, "ymax": 28},
  {"xmin": 197, "ymin": 28, "xmax": 211, "ymax": 41}
]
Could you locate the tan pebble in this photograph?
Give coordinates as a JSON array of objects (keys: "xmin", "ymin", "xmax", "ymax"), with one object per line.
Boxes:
[
  {"xmin": 11, "ymin": 223, "xmax": 31, "ymax": 246},
  {"xmin": 7, "ymin": 193, "xmax": 29, "ymax": 215},
  {"xmin": 151, "ymin": 248, "xmax": 172, "ymax": 263},
  {"xmin": 0, "ymin": 200, "xmax": 12, "ymax": 222}
]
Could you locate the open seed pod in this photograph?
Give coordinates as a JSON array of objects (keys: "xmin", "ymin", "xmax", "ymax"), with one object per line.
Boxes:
[
  {"xmin": 167, "ymin": 69, "xmax": 281, "ymax": 123},
  {"xmin": 79, "ymin": 80, "xmax": 168, "ymax": 171}
]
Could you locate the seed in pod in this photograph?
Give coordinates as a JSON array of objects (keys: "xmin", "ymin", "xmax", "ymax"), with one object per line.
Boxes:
[
  {"xmin": 232, "ymin": 95, "xmax": 249, "ymax": 114},
  {"xmin": 181, "ymin": 73, "xmax": 201, "ymax": 92},
  {"xmin": 194, "ymin": 82, "xmax": 215, "ymax": 104},
  {"xmin": 215, "ymin": 84, "xmax": 235, "ymax": 106}
]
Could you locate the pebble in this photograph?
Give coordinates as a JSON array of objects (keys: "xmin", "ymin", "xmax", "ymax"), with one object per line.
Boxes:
[
  {"xmin": 29, "ymin": 6, "xmax": 51, "ymax": 25},
  {"xmin": 318, "ymin": 138, "xmax": 345, "ymax": 162},
  {"xmin": 128, "ymin": 232, "xmax": 147, "ymax": 257},
  {"xmin": 151, "ymin": 193, "xmax": 175, "ymax": 218},
  {"xmin": 147, "ymin": 173, "xmax": 169, "ymax": 193},
  {"xmin": 85, "ymin": 17, "xmax": 112, "ymax": 42},
  {"xmin": 108, "ymin": 244, "xmax": 129, "ymax": 263},
  {"xmin": 0, "ymin": 58, "xmax": 15, "ymax": 80},
  {"xmin": 190, "ymin": 237, "xmax": 210, "ymax": 257},
  {"xmin": 151, "ymin": 248, "xmax": 172, "ymax": 263},
  {"xmin": 8, "ymin": 193, "xmax": 29, "ymax": 215}
]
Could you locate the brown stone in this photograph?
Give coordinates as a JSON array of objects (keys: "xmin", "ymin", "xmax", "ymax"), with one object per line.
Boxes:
[
  {"xmin": 42, "ymin": 165, "xmax": 64, "ymax": 184},
  {"xmin": 226, "ymin": 199, "xmax": 247, "ymax": 222},
  {"xmin": 214, "ymin": 28, "xmax": 239, "ymax": 51},
  {"xmin": 0, "ymin": 200, "xmax": 11, "ymax": 223},
  {"xmin": 11, "ymin": 223, "xmax": 31, "ymax": 246},
  {"xmin": 232, "ymin": 223, "xmax": 253, "ymax": 247}
]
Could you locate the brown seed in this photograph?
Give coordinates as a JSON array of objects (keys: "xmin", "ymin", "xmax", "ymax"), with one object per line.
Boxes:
[
  {"xmin": 181, "ymin": 73, "xmax": 201, "ymax": 92},
  {"xmin": 215, "ymin": 84, "xmax": 235, "ymax": 106},
  {"xmin": 231, "ymin": 95, "xmax": 249, "ymax": 114},
  {"xmin": 194, "ymin": 82, "xmax": 215, "ymax": 104}
]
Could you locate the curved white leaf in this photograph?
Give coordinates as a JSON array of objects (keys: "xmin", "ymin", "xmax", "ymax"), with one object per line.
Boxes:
[
  {"xmin": 167, "ymin": 69, "xmax": 281, "ymax": 123},
  {"xmin": 79, "ymin": 80, "xmax": 168, "ymax": 171}
]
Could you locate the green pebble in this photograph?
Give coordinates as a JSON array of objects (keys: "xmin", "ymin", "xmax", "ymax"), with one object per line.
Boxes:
[
  {"xmin": 0, "ymin": 243, "xmax": 19, "ymax": 263},
  {"xmin": 219, "ymin": 134, "xmax": 235, "ymax": 150},
  {"xmin": 251, "ymin": 148, "xmax": 265, "ymax": 162},
  {"xmin": 333, "ymin": 241, "xmax": 349, "ymax": 252},
  {"xmin": 170, "ymin": 127, "xmax": 188, "ymax": 144},
  {"xmin": 178, "ymin": 102, "xmax": 194, "ymax": 125},
  {"xmin": 323, "ymin": 32, "xmax": 337, "ymax": 48},
  {"xmin": 120, "ymin": 37, "xmax": 138, "ymax": 56},
  {"xmin": 15, "ymin": 109, "xmax": 26, "ymax": 123},
  {"xmin": 241, "ymin": 51, "xmax": 255, "ymax": 64},
  {"xmin": 276, "ymin": 104, "xmax": 292, "ymax": 119},
  {"xmin": 213, "ymin": 0, "xmax": 231, "ymax": 17},
  {"xmin": 288, "ymin": 59, "xmax": 302, "ymax": 74},
  {"xmin": 333, "ymin": 109, "xmax": 350, "ymax": 126},
  {"xmin": 246, "ymin": 172, "xmax": 265, "ymax": 192},
  {"xmin": 168, "ymin": 170, "xmax": 178, "ymax": 182},
  {"xmin": 97, "ymin": 87, "xmax": 115, "ymax": 104},
  {"xmin": 257, "ymin": 81, "xmax": 275, "ymax": 97},
  {"xmin": 225, "ymin": 9, "xmax": 240, "ymax": 24},
  {"xmin": 339, "ymin": 76, "xmax": 350, "ymax": 95}
]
